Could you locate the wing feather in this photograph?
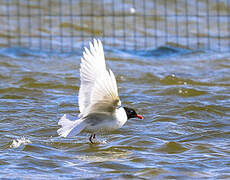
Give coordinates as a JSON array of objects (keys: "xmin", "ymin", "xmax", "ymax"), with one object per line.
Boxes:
[
  {"xmin": 78, "ymin": 39, "xmax": 120, "ymax": 118},
  {"xmin": 82, "ymin": 69, "xmax": 120, "ymax": 116}
]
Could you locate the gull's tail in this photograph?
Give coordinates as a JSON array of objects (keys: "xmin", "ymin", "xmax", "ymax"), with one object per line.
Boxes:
[{"xmin": 57, "ymin": 114, "xmax": 86, "ymax": 138}]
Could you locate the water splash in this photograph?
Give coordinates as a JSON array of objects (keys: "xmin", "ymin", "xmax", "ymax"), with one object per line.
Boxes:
[{"xmin": 10, "ymin": 137, "xmax": 31, "ymax": 148}]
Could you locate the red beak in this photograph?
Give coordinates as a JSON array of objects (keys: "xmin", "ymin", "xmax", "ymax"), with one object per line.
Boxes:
[{"xmin": 136, "ymin": 114, "xmax": 144, "ymax": 119}]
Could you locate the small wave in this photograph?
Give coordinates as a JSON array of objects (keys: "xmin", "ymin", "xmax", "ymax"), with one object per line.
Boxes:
[
  {"xmin": 10, "ymin": 137, "xmax": 31, "ymax": 148},
  {"xmin": 113, "ymin": 43, "xmax": 193, "ymax": 59},
  {"xmin": 0, "ymin": 47, "xmax": 46, "ymax": 58},
  {"xmin": 156, "ymin": 141, "xmax": 188, "ymax": 154},
  {"xmin": 0, "ymin": 47, "xmax": 79, "ymax": 59}
]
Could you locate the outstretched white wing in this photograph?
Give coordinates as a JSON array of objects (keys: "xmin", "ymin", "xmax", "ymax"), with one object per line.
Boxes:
[{"xmin": 78, "ymin": 39, "xmax": 120, "ymax": 117}]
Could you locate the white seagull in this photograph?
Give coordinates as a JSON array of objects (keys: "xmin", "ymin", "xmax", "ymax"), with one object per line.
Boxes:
[{"xmin": 57, "ymin": 39, "xmax": 143, "ymax": 143}]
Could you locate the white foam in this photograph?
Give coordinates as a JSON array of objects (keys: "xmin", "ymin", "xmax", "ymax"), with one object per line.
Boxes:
[{"xmin": 10, "ymin": 137, "xmax": 31, "ymax": 148}]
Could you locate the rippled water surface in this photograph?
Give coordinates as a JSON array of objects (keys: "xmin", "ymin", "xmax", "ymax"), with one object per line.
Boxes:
[
  {"xmin": 1, "ymin": 1, "xmax": 230, "ymax": 179},
  {"xmin": 1, "ymin": 46, "xmax": 230, "ymax": 179}
]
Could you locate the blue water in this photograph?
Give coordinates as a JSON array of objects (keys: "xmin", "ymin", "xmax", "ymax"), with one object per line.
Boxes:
[{"xmin": 0, "ymin": 45, "xmax": 230, "ymax": 179}]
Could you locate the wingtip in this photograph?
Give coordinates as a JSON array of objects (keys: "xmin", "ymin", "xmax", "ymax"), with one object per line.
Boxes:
[
  {"xmin": 89, "ymin": 41, "xmax": 93, "ymax": 48},
  {"xmin": 84, "ymin": 38, "xmax": 102, "ymax": 50},
  {"xmin": 92, "ymin": 38, "xmax": 100, "ymax": 42},
  {"xmin": 91, "ymin": 38, "xmax": 102, "ymax": 48},
  {"xmin": 97, "ymin": 39, "xmax": 101, "ymax": 44},
  {"xmin": 93, "ymin": 38, "xmax": 98, "ymax": 46},
  {"xmin": 98, "ymin": 39, "xmax": 103, "ymax": 48}
]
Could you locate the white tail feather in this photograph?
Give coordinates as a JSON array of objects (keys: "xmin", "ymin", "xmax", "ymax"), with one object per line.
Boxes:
[{"xmin": 57, "ymin": 114, "xmax": 86, "ymax": 138}]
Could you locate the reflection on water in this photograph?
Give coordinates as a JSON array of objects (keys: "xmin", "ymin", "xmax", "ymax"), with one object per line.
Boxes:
[{"xmin": 75, "ymin": 150, "xmax": 132, "ymax": 163}]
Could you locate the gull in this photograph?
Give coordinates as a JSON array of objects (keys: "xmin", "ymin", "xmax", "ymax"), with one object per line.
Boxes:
[{"xmin": 57, "ymin": 39, "xmax": 143, "ymax": 143}]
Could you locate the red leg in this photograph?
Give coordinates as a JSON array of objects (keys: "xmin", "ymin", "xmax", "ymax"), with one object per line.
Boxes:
[{"xmin": 89, "ymin": 134, "xmax": 94, "ymax": 144}]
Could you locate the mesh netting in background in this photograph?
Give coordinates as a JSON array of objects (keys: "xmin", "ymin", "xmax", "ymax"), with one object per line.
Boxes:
[{"xmin": 0, "ymin": 0, "xmax": 230, "ymax": 52}]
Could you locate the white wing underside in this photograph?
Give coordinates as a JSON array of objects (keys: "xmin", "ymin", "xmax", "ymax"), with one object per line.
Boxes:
[{"xmin": 78, "ymin": 39, "xmax": 121, "ymax": 118}]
